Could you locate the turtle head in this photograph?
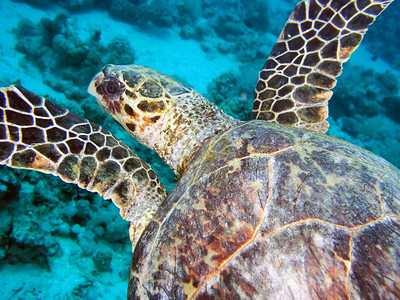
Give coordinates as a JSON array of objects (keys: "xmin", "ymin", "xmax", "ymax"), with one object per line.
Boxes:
[
  {"xmin": 89, "ymin": 64, "xmax": 236, "ymax": 175},
  {"xmin": 88, "ymin": 64, "xmax": 183, "ymax": 147}
]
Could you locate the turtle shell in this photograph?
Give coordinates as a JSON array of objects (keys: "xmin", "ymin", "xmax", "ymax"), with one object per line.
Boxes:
[{"xmin": 129, "ymin": 120, "xmax": 400, "ymax": 299}]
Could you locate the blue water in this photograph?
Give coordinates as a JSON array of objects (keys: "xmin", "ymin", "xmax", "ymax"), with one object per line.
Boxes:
[{"xmin": 0, "ymin": 0, "xmax": 399, "ymax": 298}]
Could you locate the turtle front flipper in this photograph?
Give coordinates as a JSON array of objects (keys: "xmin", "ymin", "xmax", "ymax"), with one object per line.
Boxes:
[
  {"xmin": 253, "ymin": 0, "xmax": 394, "ymax": 132},
  {"xmin": 0, "ymin": 86, "xmax": 167, "ymax": 246}
]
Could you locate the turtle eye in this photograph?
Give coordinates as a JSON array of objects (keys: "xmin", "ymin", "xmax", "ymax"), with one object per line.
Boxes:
[{"xmin": 102, "ymin": 78, "xmax": 125, "ymax": 98}]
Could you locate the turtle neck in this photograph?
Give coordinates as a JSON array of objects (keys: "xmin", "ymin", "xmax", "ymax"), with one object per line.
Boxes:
[{"xmin": 151, "ymin": 91, "xmax": 238, "ymax": 177}]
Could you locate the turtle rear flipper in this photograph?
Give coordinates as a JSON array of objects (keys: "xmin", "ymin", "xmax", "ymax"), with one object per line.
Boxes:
[
  {"xmin": 253, "ymin": 0, "xmax": 394, "ymax": 132},
  {"xmin": 0, "ymin": 86, "xmax": 166, "ymax": 246}
]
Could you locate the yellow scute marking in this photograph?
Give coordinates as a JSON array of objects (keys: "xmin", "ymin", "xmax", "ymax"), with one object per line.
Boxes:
[
  {"xmin": 208, "ymin": 186, "xmax": 220, "ymax": 196},
  {"xmin": 234, "ymin": 138, "xmax": 244, "ymax": 149},
  {"xmin": 325, "ymin": 173, "xmax": 343, "ymax": 186},
  {"xmin": 31, "ymin": 155, "xmax": 56, "ymax": 173},
  {"xmin": 226, "ymin": 159, "xmax": 241, "ymax": 176},
  {"xmin": 247, "ymin": 143, "xmax": 256, "ymax": 154},
  {"xmin": 248, "ymin": 179, "xmax": 264, "ymax": 192}
]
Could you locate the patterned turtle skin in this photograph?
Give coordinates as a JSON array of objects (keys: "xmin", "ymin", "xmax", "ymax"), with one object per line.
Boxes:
[{"xmin": 1, "ymin": 0, "xmax": 399, "ymax": 299}]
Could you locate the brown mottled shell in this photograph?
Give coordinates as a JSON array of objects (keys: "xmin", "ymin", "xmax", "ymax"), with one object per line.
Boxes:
[{"xmin": 129, "ymin": 120, "xmax": 400, "ymax": 299}]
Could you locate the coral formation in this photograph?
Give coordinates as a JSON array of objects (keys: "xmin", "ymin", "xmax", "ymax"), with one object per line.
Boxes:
[
  {"xmin": 57, "ymin": 0, "xmax": 96, "ymax": 11},
  {"xmin": 11, "ymin": 0, "xmax": 52, "ymax": 8},
  {"xmin": 93, "ymin": 250, "xmax": 112, "ymax": 272},
  {"xmin": 207, "ymin": 72, "xmax": 253, "ymax": 121},
  {"xmin": 0, "ymin": 165, "xmax": 131, "ymax": 298},
  {"xmin": 13, "ymin": 14, "xmax": 135, "ymax": 100},
  {"xmin": 328, "ymin": 65, "xmax": 400, "ymax": 166}
]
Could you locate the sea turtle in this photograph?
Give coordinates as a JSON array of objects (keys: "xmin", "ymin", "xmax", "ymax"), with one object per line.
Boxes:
[{"xmin": 1, "ymin": 0, "xmax": 399, "ymax": 298}]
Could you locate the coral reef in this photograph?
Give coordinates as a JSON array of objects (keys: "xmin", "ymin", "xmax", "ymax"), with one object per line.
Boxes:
[
  {"xmin": 0, "ymin": 164, "xmax": 131, "ymax": 298},
  {"xmin": 11, "ymin": 12, "xmax": 177, "ymax": 188},
  {"xmin": 11, "ymin": 0, "xmax": 52, "ymax": 8},
  {"xmin": 57, "ymin": 0, "xmax": 96, "ymax": 11},
  {"xmin": 207, "ymin": 71, "xmax": 253, "ymax": 121},
  {"xmin": 12, "ymin": 0, "xmax": 97, "ymax": 9},
  {"xmin": 327, "ymin": 64, "xmax": 400, "ymax": 166},
  {"xmin": 13, "ymin": 14, "xmax": 135, "ymax": 100},
  {"xmin": 93, "ymin": 250, "xmax": 112, "ymax": 272}
]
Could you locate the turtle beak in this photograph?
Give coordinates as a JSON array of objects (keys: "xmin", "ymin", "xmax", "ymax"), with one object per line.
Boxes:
[
  {"xmin": 88, "ymin": 71, "xmax": 104, "ymax": 99},
  {"xmin": 88, "ymin": 70, "xmax": 114, "ymax": 115}
]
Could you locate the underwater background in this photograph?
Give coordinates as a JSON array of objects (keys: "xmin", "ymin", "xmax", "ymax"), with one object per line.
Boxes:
[{"xmin": 0, "ymin": 0, "xmax": 399, "ymax": 298}]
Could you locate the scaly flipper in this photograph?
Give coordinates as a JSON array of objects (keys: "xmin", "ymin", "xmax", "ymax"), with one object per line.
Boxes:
[
  {"xmin": 253, "ymin": 0, "xmax": 394, "ymax": 132},
  {"xmin": 0, "ymin": 86, "xmax": 167, "ymax": 246}
]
